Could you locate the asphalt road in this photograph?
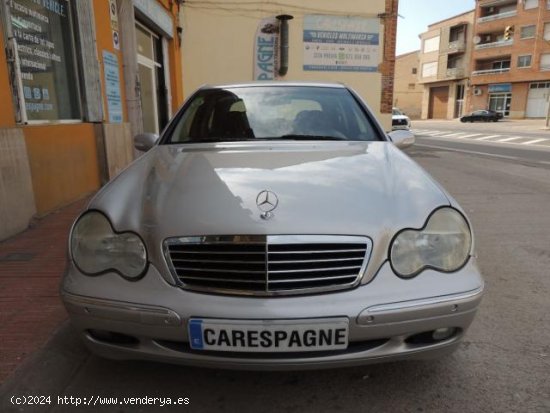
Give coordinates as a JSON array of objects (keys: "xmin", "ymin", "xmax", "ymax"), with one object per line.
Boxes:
[{"xmin": 1, "ymin": 139, "xmax": 550, "ymax": 413}]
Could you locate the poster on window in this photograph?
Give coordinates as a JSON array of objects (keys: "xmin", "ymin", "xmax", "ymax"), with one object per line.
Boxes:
[
  {"xmin": 8, "ymin": 0, "xmax": 81, "ymax": 121},
  {"xmin": 253, "ymin": 17, "xmax": 279, "ymax": 80},
  {"xmin": 303, "ymin": 15, "xmax": 380, "ymax": 72}
]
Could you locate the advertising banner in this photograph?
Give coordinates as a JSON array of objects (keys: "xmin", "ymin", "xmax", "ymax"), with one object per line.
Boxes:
[
  {"xmin": 253, "ymin": 17, "xmax": 279, "ymax": 80},
  {"xmin": 303, "ymin": 15, "xmax": 380, "ymax": 73}
]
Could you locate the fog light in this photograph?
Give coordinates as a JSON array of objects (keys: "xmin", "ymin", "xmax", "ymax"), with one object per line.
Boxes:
[{"xmin": 432, "ymin": 327, "xmax": 456, "ymax": 341}]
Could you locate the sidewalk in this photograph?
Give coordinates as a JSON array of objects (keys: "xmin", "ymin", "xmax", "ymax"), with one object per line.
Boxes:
[{"xmin": 0, "ymin": 197, "xmax": 89, "ymax": 383}]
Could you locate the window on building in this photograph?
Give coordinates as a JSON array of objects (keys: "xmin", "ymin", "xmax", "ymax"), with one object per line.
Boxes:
[
  {"xmin": 520, "ymin": 25, "xmax": 536, "ymax": 39},
  {"xmin": 422, "ymin": 61, "xmax": 438, "ymax": 77},
  {"xmin": 544, "ymin": 23, "xmax": 550, "ymax": 40},
  {"xmin": 3, "ymin": 0, "xmax": 82, "ymax": 122},
  {"xmin": 408, "ymin": 83, "xmax": 416, "ymax": 90},
  {"xmin": 517, "ymin": 55, "xmax": 532, "ymax": 68},
  {"xmin": 524, "ymin": 0, "xmax": 538, "ymax": 9},
  {"xmin": 423, "ymin": 36, "xmax": 440, "ymax": 53},
  {"xmin": 492, "ymin": 60, "xmax": 511, "ymax": 70},
  {"xmin": 412, "ymin": 67, "xmax": 417, "ymax": 74},
  {"xmin": 449, "ymin": 25, "xmax": 465, "ymax": 43},
  {"xmin": 541, "ymin": 54, "xmax": 550, "ymax": 70}
]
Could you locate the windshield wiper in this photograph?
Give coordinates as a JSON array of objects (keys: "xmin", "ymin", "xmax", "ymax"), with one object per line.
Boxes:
[{"xmin": 276, "ymin": 134, "xmax": 347, "ymax": 141}]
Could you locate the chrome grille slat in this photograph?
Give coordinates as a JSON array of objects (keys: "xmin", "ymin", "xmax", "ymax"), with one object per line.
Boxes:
[
  {"xmin": 267, "ymin": 265, "xmax": 362, "ymax": 274},
  {"xmin": 180, "ymin": 276, "xmax": 266, "ymax": 284},
  {"xmin": 164, "ymin": 235, "xmax": 372, "ymax": 296},
  {"xmin": 173, "ymin": 267, "xmax": 265, "ymax": 274},
  {"xmin": 268, "ymin": 274, "xmax": 358, "ymax": 283}
]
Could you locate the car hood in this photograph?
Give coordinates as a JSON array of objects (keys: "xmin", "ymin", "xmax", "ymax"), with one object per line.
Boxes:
[{"xmin": 89, "ymin": 141, "xmax": 450, "ymax": 281}]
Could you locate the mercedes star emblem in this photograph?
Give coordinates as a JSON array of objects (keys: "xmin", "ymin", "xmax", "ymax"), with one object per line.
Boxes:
[{"xmin": 256, "ymin": 190, "xmax": 278, "ymax": 219}]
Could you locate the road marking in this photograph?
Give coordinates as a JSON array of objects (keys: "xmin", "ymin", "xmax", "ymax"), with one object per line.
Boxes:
[
  {"xmin": 422, "ymin": 131, "xmax": 446, "ymax": 136},
  {"xmin": 457, "ymin": 133, "xmax": 482, "ymax": 139},
  {"xmin": 439, "ymin": 133, "xmax": 464, "ymax": 138},
  {"xmin": 497, "ymin": 136, "xmax": 523, "ymax": 142},
  {"xmin": 475, "ymin": 135, "xmax": 501, "ymax": 141},
  {"xmin": 522, "ymin": 138, "xmax": 547, "ymax": 145},
  {"xmin": 414, "ymin": 143, "xmax": 550, "ymax": 166}
]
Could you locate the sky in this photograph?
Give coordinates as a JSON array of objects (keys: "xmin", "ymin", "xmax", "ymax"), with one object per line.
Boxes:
[{"xmin": 396, "ymin": 0, "xmax": 476, "ymax": 56}]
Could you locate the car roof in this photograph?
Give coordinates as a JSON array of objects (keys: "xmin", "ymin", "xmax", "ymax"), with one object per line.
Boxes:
[{"xmin": 200, "ymin": 81, "xmax": 348, "ymax": 90}]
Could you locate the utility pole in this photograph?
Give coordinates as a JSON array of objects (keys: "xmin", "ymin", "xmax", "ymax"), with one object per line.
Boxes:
[{"xmin": 546, "ymin": 93, "xmax": 550, "ymax": 129}]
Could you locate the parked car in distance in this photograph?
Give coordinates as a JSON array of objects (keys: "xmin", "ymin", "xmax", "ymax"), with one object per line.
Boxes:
[
  {"xmin": 460, "ymin": 110, "xmax": 503, "ymax": 123},
  {"xmin": 62, "ymin": 82, "xmax": 483, "ymax": 370},
  {"xmin": 392, "ymin": 107, "xmax": 411, "ymax": 130}
]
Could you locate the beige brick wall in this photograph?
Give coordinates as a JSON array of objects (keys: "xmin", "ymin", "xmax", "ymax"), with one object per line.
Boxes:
[{"xmin": 393, "ymin": 51, "xmax": 423, "ymax": 119}]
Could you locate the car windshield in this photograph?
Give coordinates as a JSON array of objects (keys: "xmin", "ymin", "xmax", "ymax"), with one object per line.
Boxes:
[
  {"xmin": 165, "ymin": 86, "xmax": 380, "ymax": 143},
  {"xmin": 392, "ymin": 109, "xmax": 402, "ymax": 116}
]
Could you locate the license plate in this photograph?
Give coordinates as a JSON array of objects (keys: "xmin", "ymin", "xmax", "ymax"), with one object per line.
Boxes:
[{"xmin": 188, "ymin": 318, "xmax": 349, "ymax": 352}]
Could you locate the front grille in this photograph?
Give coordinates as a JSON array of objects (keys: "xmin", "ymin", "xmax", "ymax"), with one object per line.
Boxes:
[
  {"xmin": 392, "ymin": 118, "xmax": 407, "ymax": 126},
  {"xmin": 164, "ymin": 235, "xmax": 372, "ymax": 296}
]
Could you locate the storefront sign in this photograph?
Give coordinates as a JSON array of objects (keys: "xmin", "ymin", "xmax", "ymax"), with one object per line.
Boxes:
[
  {"xmin": 8, "ymin": 0, "xmax": 81, "ymax": 121},
  {"xmin": 254, "ymin": 17, "xmax": 279, "ymax": 80},
  {"xmin": 103, "ymin": 51, "xmax": 123, "ymax": 123},
  {"xmin": 303, "ymin": 15, "xmax": 380, "ymax": 72},
  {"xmin": 488, "ymin": 83, "xmax": 512, "ymax": 93}
]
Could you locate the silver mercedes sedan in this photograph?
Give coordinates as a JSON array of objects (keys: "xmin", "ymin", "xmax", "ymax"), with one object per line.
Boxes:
[{"xmin": 61, "ymin": 82, "xmax": 484, "ymax": 370}]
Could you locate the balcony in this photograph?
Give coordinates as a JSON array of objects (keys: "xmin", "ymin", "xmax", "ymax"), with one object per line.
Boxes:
[
  {"xmin": 471, "ymin": 68, "xmax": 510, "ymax": 76},
  {"xmin": 446, "ymin": 67, "xmax": 465, "ymax": 78},
  {"xmin": 479, "ymin": 0, "xmax": 517, "ymax": 6},
  {"xmin": 477, "ymin": 10, "xmax": 517, "ymax": 23},
  {"xmin": 447, "ymin": 40, "xmax": 466, "ymax": 53},
  {"xmin": 475, "ymin": 39, "xmax": 513, "ymax": 50}
]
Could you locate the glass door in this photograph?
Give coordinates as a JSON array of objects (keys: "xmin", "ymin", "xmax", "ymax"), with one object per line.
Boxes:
[
  {"xmin": 489, "ymin": 93, "xmax": 511, "ymax": 117},
  {"xmin": 136, "ymin": 23, "xmax": 163, "ymax": 134}
]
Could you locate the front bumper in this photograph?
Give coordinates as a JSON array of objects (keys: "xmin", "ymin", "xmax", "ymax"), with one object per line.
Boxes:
[{"xmin": 61, "ymin": 259, "xmax": 484, "ymax": 370}]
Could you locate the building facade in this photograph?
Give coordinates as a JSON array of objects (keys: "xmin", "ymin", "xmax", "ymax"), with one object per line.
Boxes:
[
  {"xmin": 418, "ymin": 11, "xmax": 475, "ymax": 119},
  {"xmin": 179, "ymin": 0, "xmax": 399, "ymax": 130},
  {"xmin": 468, "ymin": 0, "xmax": 550, "ymax": 118},
  {"xmin": 393, "ymin": 50, "xmax": 422, "ymax": 119},
  {"xmin": 0, "ymin": 0, "xmax": 184, "ymax": 241}
]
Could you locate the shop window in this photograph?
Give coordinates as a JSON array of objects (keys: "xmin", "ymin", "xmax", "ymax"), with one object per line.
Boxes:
[
  {"xmin": 520, "ymin": 25, "xmax": 536, "ymax": 39},
  {"xmin": 2, "ymin": 0, "xmax": 81, "ymax": 122},
  {"xmin": 517, "ymin": 55, "xmax": 532, "ymax": 68}
]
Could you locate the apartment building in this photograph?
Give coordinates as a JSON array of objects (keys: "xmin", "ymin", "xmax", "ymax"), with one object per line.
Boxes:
[
  {"xmin": 418, "ymin": 11, "xmax": 475, "ymax": 119},
  {"xmin": 469, "ymin": 0, "xmax": 550, "ymax": 118},
  {"xmin": 393, "ymin": 50, "xmax": 422, "ymax": 119}
]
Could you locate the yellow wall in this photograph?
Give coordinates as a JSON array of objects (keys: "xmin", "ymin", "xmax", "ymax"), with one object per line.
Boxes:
[
  {"xmin": 0, "ymin": 28, "xmax": 16, "ymax": 127},
  {"xmin": 23, "ymin": 124, "xmax": 100, "ymax": 214},
  {"xmin": 180, "ymin": 0, "xmax": 389, "ymax": 127}
]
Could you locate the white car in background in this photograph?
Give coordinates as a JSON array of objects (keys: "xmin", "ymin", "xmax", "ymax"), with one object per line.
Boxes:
[{"xmin": 392, "ymin": 107, "xmax": 411, "ymax": 131}]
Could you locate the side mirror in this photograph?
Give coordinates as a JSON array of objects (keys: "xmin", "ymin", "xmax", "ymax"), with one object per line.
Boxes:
[
  {"xmin": 134, "ymin": 133, "xmax": 159, "ymax": 152},
  {"xmin": 388, "ymin": 130, "xmax": 415, "ymax": 149}
]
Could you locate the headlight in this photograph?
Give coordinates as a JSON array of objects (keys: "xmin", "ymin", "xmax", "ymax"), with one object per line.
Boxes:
[
  {"xmin": 390, "ymin": 207, "xmax": 472, "ymax": 278},
  {"xmin": 70, "ymin": 211, "xmax": 147, "ymax": 279}
]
